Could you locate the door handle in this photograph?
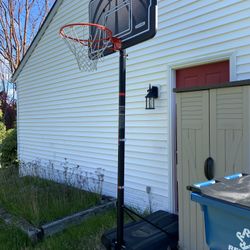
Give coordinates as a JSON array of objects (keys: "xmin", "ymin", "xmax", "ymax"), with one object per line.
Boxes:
[{"xmin": 204, "ymin": 157, "xmax": 214, "ymax": 180}]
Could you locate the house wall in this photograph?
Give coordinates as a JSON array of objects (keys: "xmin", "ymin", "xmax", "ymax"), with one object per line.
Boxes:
[{"xmin": 16, "ymin": 0, "xmax": 250, "ymax": 212}]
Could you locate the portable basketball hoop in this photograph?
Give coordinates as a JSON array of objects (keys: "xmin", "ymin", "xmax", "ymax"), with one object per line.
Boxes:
[
  {"xmin": 60, "ymin": 1, "xmax": 157, "ymax": 249},
  {"xmin": 59, "ymin": 23, "xmax": 122, "ymax": 71}
]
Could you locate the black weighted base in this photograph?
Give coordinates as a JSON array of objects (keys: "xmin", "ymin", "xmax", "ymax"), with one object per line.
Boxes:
[{"xmin": 101, "ymin": 210, "xmax": 178, "ymax": 250}]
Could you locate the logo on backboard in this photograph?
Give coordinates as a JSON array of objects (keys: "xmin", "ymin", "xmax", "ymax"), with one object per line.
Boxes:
[{"xmin": 228, "ymin": 228, "xmax": 250, "ymax": 250}]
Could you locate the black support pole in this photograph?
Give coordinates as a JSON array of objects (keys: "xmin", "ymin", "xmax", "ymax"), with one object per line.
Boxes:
[{"xmin": 116, "ymin": 49, "xmax": 126, "ymax": 250}]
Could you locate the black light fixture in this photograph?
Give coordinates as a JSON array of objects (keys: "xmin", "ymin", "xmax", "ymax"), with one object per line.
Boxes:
[{"xmin": 145, "ymin": 84, "xmax": 158, "ymax": 109}]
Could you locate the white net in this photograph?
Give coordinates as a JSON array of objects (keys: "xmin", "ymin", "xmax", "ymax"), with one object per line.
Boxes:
[{"xmin": 60, "ymin": 24, "xmax": 114, "ymax": 72}]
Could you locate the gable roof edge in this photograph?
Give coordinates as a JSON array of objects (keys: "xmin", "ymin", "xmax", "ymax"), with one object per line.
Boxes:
[{"xmin": 11, "ymin": 0, "xmax": 64, "ymax": 82}]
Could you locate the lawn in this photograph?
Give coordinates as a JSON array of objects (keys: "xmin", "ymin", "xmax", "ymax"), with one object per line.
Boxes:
[
  {"xmin": 0, "ymin": 209, "xmax": 117, "ymax": 250},
  {"xmin": 0, "ymin": 167, "xmax": 101, "ymax": 226},
  {"xmin": 0, "ymin": 167, "xmax": 118, "ymax": 249}
]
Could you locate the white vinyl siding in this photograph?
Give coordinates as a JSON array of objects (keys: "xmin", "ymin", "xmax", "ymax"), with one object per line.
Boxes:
[{"xmin": 17, "ymin": 0, "xmax": 250, "ymax": 211}]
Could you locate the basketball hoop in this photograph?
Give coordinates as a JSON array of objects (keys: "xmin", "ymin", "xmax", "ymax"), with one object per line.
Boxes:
[{"xmin": 59, "ymin": 23, "xmax": 122, "ymax": 72}]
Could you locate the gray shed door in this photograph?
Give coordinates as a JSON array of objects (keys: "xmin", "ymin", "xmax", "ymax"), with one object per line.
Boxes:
[
  {"xmin": 177, "ymin": 91, "xmax": 209, "ymax": 250},
  {"xmin": 210, "ymin": 87, "xmax": 246, "ymax": 176},
  {"xmin": 176, "ymin": 86, "xmax": 246, "ymax": 250}
]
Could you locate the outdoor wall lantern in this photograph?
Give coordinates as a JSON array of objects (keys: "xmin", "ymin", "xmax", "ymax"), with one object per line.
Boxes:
[{"xmin": 145, "ymin": 84, "xmax": 159, "ymax": 109}]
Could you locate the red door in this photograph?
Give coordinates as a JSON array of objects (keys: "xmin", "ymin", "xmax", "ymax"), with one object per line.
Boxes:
[{"xmin": 176, "ymin": 61, "xmax": 229, "ymax": 89}]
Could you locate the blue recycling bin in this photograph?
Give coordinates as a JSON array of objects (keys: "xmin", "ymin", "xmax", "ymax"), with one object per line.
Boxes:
[{"xmin": 188, "ymin": 173, "xmax": 250, "ymax": 250}]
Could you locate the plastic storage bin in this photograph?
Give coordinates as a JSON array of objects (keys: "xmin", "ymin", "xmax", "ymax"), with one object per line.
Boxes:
[{"xmin": 188, "ymin": 173, "xmax": 250, "ymax": 250}]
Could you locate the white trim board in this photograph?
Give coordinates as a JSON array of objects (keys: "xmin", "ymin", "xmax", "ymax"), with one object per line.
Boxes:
[{"xmin": 168, "ymin": 51, "xmax": 237, "ymax": 80}]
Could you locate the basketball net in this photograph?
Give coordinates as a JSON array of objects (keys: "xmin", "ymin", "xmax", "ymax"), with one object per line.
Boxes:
[{"xmin": 60, "ymin": 23, "xmax": 121, "ymax": 72}]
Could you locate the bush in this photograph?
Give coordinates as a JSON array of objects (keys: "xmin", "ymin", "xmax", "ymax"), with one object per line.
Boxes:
[
  {"xmin": 1, "ymin": 128, "xmax": 17, "ymax": 167},
  {"xmin": 0, "ymin": 122, "xmax": 6, "ymax": 143}
]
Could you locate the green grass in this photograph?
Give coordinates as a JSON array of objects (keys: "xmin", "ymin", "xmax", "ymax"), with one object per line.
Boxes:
[
  {"xmin": 0, "ymin": 209, "xmax": 117, "ymax": 250},
  {"xmin": 0, "ymin": 168, "xmax": 101, "ymax": 226},
  {"xmin": 0, "ymin": 219, "xmax": 31, "ymax": 250},
  {"xmin": 0, "ymin": 168, "xmax": 135, "ymax": 249}
]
